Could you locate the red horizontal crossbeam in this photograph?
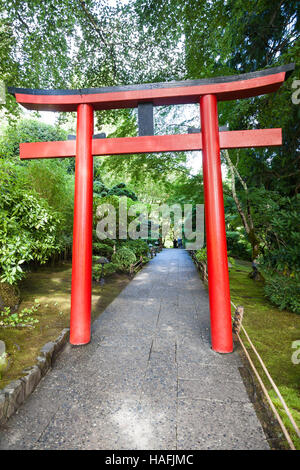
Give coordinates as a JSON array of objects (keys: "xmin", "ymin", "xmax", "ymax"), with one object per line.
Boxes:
[
  {"xmin": 9, "ymin": 64, "xmax": 294, "ymax": 112},
  {"xmin": 19, "ymin": 129, "xmax": 282, "ymax": 160}
]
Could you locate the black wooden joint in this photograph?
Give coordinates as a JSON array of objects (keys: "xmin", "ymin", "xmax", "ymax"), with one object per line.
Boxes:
[
  {"xmin": 188, "ymin": 125, "xmax": 229, "ymax": 134},
  {"xmin": 138, "ymin": 103, "xmax": 154, "ymax": 136},
  {"xmin": 67, "ymin": 133, "xmax": 106, "ymax": 140}
]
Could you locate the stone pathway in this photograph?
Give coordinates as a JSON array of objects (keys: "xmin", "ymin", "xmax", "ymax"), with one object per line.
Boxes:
[{"xmin": 0, "ymin": 249, "xmax": 269, "ymax": 450}]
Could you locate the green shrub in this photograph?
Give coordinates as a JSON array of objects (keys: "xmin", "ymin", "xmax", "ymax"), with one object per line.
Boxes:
[
  {"xmin": 99, "ymin": 239, "xmax": 116, "ymax": 247},
  {"xmin": 93, "ymin": 180, "xmax": 137, "ymax": 201},
  {"xmin": 104, "ymin": 263, "xmax": 118, "ymax": 276},
  {"xmin": 0, "ymin": 160, "xmax": 62, "ymax": 284},
  {"xmin": 228, "ymin": 256, "xmax": 235, "ymax": 266},
  {"xmin": 92, "ymin": 262, "xmax": 118, "ymax": 280},
  {"xmin": 195, "ymin": 248, "xmax": 235, "ymax": 266},
  {"xmin": 264, "ymin": 276, "xmax": 300, "ymax": 314},
  {"xmin": 93, "ymin": 242, "xmax": 114, "ymax": 258},
  {"xmin": 195, "ymin": 248, "xmax": 207, "ymax": 263},
  {"xmin": 0, "ymin": 119, "xmax": 67, "ymax": 160},
  {"xmin": 111, "ymin": 247, "xmax": 136, "ymax": 272},
  {"xmin": 122, "ymin": 239, "xmax": 149, "ymax": 258}
]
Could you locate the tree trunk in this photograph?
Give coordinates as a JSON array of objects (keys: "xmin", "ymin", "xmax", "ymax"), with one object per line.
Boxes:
[{"xmin": 223, "ymin": 150, "xmax": 264, "ymax": 280}]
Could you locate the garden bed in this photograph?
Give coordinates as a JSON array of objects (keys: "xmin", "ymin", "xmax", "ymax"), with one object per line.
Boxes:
[{"xmin": 0, "ymin": 261, "xmax": 130, "ymax": 390}]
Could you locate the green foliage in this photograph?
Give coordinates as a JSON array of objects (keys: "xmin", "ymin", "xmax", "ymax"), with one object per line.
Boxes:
[
  {"xmin": 136, "ymin": 0, "xmax": 299, "ymax": 197},
  {"xmin": 94, "ymin": 180, "xmax": 137, "ymax": 201},
  {"xmin": 166, "ymin": 173, "xmax": 204, "ymax": 206},
  {"xmin": 195, "ymin": 247, "xmax": 235, "ymax": 266},
  {"xmin": 93, "ymin": 242, "xmax": 114, "ymax": 258},
  {"xmin": 224, "ymin": 194, "xmax": 252, "ymax": 260},
  {"xmin": 257, "ymin": 193, "xmax": 300, "ymax": 280},
  {"xmin": 0, "ymin": 0, "xmax": 183, "ymax": 113},
  {"xmin": 195, "ymin": 247, "xmax": 207, "ymax": 263},
  {"xmin": 0, "ymin": 119, "xmax": 67, "ymax": 159},
  {"xmin": 92, "ymin": 262, "xmax": 118, "ymax": 281},
  {"xmin": 93, "ymin": 180, "xmax": 108, "ymax": 197},
  {"xmin": 226, "ymin": 230, "xmax": 252, "ymax": 260},
  {"xmin": 18, "ymin": 159, "xmax": 74, "ymax": 236},
  {"xmin": 0, "ymin": 299, "xmax": 40, "ymax": 327},
  {"xmin": 264, "ymin": 276, "xmax": 300, "ymax": 314},
  {"xmin": 94, "ymin": 193, "xmax": 138, "ymax": 243},
  {"xmin": 0, "ymin": 119, "xmax": 75, "ymax": 287},
  {"xmin": 0, "ymin": 159, "xmax": 62, "ymax": 284},
  {"xmin": 228, "ymin": 256, "xmax": 235, "ymax": 266},
  {"xmin": 122, "ymin": 239, "xmax": 149, "ymax": 258},
  {"xmin": 0, "ymin": 1, "xmax": 77, "ymax": 94},
  {"xmin": 0, "ymin": 118, "xmax": 74, "ymax": 236},
  {"xmin": 111, "ymin": 247, "xmax": 136, "ymax": 272}
]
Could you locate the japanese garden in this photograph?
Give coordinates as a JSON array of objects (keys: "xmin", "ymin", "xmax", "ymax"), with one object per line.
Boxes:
[{"xmin": 0, "ymin": 0, "xmax": 299, "ymax": 452}]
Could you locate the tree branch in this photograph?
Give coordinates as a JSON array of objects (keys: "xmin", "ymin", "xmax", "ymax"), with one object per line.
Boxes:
[
  {"xmin": 222, "ymin": 149, "xmax": 251, "ymax": 234},
  {"xmin": 78, "ymin": 0, "xmax": 118, "ymax": 82}
]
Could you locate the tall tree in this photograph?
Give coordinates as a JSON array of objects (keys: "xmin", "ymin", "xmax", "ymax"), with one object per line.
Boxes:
[{"xmin": 135, "ymin": 0, "xmax": 299, "ymax": 193}]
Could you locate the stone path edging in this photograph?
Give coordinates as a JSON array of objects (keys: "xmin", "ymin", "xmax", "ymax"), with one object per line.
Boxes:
[{"xmin": 0, "ymin": 328, "xmax": 69, "ymax": 425}]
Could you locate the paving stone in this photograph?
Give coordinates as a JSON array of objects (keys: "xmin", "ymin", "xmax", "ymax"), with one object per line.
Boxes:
[
  {"xmin": 177, "ymin": 398, "xmax": 269, "ymax": 450},
  {"xmin": 178, "ymin": 361, "xmax": 243, "ymax": 381},
  {"xmin": 178, "ymin": 375, "xmax": 249, "ymax": 404},
  {"xmin": 141, "ymin": 359, "xmax": 178, "ymax": 401}
]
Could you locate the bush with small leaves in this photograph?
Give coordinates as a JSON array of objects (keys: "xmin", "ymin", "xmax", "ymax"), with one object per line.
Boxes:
[
  {"xmin": 111, "ymin": 247, "xmax": 136, "ymax": 272},
  {"xmin": 92, "ymin": 262, "xmax": 118, "ymax": 281},
  {"xmin": 122, "ymin": 239, "xmax": 149, "ymax": 258},
  {"xmin": 93, "ymin": 243, "xmax": 114, "ymax": 258},
  {"xmin": 0, "ymin": 160, "xmax": 62, "ymax": 285},
  {"xmin": 264, "ymin": 276, "xmax": 300, "ymax": 314}
]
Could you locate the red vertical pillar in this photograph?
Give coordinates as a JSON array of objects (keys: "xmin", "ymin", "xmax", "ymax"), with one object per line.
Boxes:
[
  {"xmin": 70, "ymin": 104, "xmax": 94, "ymax": 345},
  {"xmin": 200, "ymin": 94, "xmax": 233, "ymax": 353}
]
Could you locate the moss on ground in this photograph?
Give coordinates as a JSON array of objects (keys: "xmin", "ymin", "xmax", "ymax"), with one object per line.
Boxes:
[
  {"xmin": 0, "ymin": 261, "xmax": 130, "ymax": 389},
  {"xmin": 0, "ymin": 282, "xmax": 20, "ymax": 309},
  {"xmin": 229, "ymin": 261, "xmax": 300, "ymax": 449}
]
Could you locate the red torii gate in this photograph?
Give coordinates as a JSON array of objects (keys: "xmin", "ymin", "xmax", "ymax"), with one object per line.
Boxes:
[{"xmin": 8, "ymin": 63, "xmax": 294, "ymax": 353}]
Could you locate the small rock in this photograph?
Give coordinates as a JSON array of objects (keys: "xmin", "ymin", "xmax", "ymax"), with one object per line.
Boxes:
[
  {"xmin": 3, "ymin": 380, "xmax": 25, "ymax": 419},
  {"xmin": 0, "ymin": 340, "xmax": 5, "ymax": 355},
  {"xmin": 36, "ymin": 355, "xmax": 50, "ymax": 376},
  {"xmin": 0, "ymin": 392, "xmax": 8, "ymax": 424},
  {"xmin": 21, "ymin": 366, "xmax": 41, "ymax": 396}
]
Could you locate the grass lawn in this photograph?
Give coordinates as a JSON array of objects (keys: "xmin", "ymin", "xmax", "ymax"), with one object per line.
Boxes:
[
  {"xmin": 0, "ymin": 261, "xmax": 130, "ymax": 390},
  {"xmin": 229, "ymin": 260, "xmax": 300, "ymax": 449}
]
